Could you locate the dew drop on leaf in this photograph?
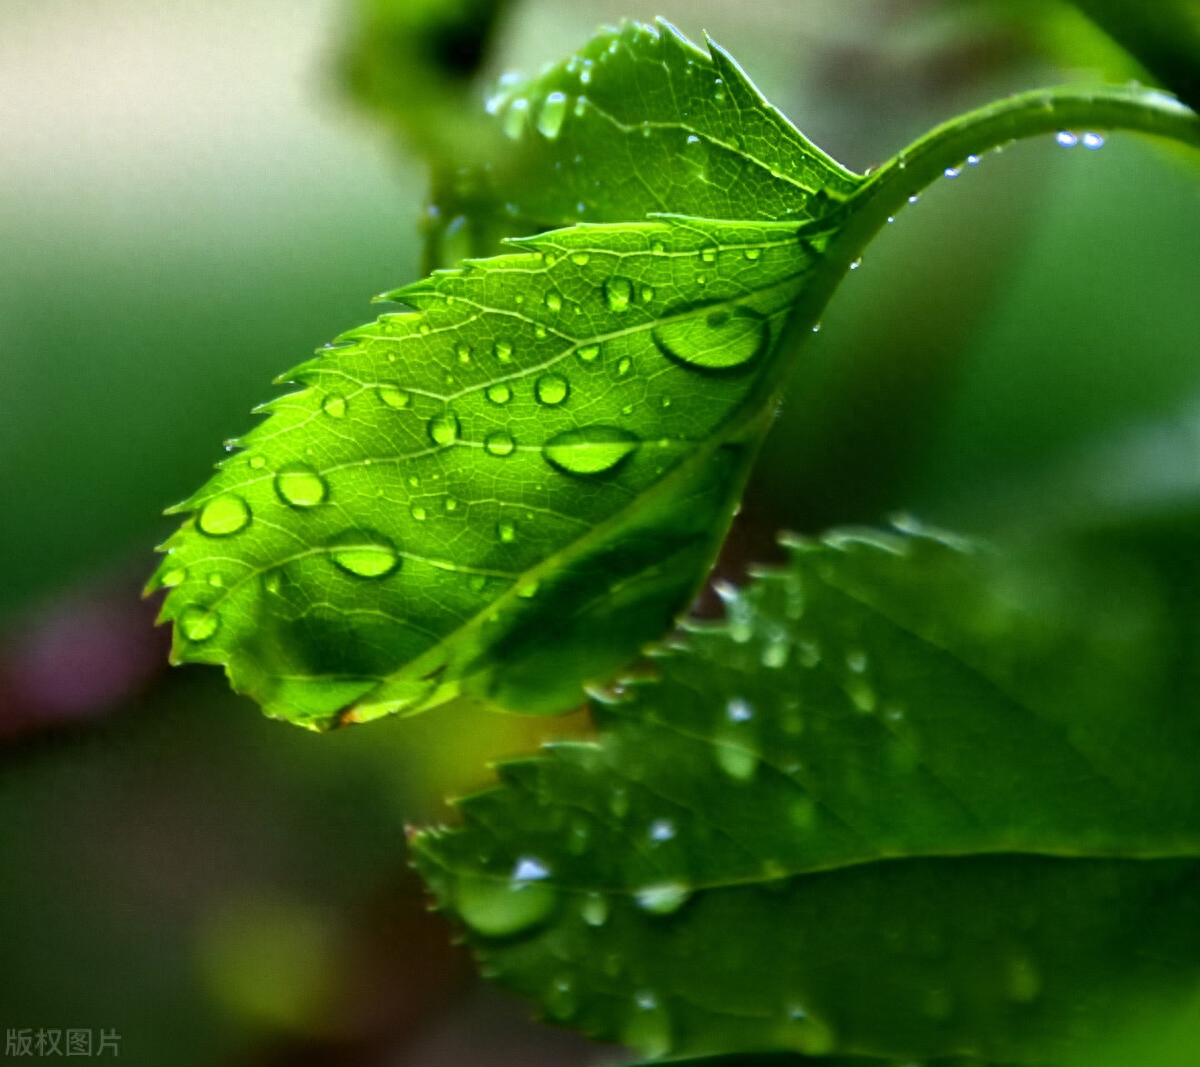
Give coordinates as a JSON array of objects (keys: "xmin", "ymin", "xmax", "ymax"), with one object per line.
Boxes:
[
  {"xmin": 455, "ymin": 874, "xmax": 557, "ymax": 938},
  {"xmin": 493, "ymin": 339, "xmax": 514, "ymax": 363},
  {"xmin": 581, "ymin": 892, "xmax": 609, "ymax": 927},
  {"xmin": 274, "ymin": 463, "xmax": 327, "ymax": 508},
  {"xmin": 604, "ymin": 276, "xmax": 633, "ymax": 312},
  {"xmin": 497, "ymin": 520, "xmax": 517, "ymax": 543},
  {"xmin": 503, "ymin": 97, "xmax": 529, "ymax": 140},
  {"xmin": 329, "ymin": 529, "xmax": 400, "ymax": 579},
  {"xmin": 536, "ymin": 91, "xmax": 568, "ymax": 139},
  {"xmin": 160, "ymin": 567, "xmax": 186, "ymax": 588},
  {"xmin": 615, "ymin": 356, "xmax": 632, "ymax": 377},
  {"xmin": 410, "ymin": 504, "xmax": 427, "ymax": 521},
  {"xmin": 484, "ymin": 430, "xmax": 516, "ymax": 457},
  {"xmin": 198, "ymin": 494, "xmax": 251, "ymax": 537},
  {"xmin": 179, "ymin": 605, "xmax": 219, "ymax": 642},
  {"xmin": 652, "ymin": 308, "xmax": 768, "ymax": 371},
  {"xmin": 570, "ymin": 251, "xmax": 590, "ymax": 266},
  {"xmin": 248, "ymin": 455, "xmax": 266, "ymax": 470},
  {"xmin": 428, "ymin": 410, "xmax": 461, "ymax": 446},
  {"xmin": 322, "ymin": 393, "xmax": 347, "ymax": 419},
  {"xmin": 1056, "ymin": 130, "xmax": 1078, "ymax": 147},
  {"xmin": 456, "ymin": 342, "xmax": 472, "ymax": 364},
  {"xmin": 635, "ymin": 882, "xmax": 691, "ymax": 915},
  {"xmin": 744, "ymin": 247, "xmax": 762, "ymax": 261},
  {"xmin": 486, "ymin": 382, "xmax": 512, "ymax": 405},
  {"xmin": 544, "ymin": 426, "xmax": 639, "ymax": 476},
  {"xmin": 544, "ymin": 290, "xmax": 563, "ymax": 312},
  {"xmin": 624, "ymin": 995, "xmax": 672, "ymax": 1059},
  {"xmin": 576, "ymin": 343, "xmax": 600, "ymax": 364},
  {"xmin": 535, "ymin": 373, "xmax": 570, "ymax": 406},
  {"xmin": 377, "ymin": 383, "xmax": 412, "ymax": 409}
]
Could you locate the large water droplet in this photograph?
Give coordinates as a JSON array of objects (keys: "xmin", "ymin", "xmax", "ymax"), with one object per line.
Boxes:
[
  {"xmin": 198, "ymin": 494, "xmax": 251, "ymax": 537},
  {"xmin": 503, "ymin": 97, "xmax": 529, "ymax": 140},
  {"xmin": 537, "ymin": 91, "xmax": 568, "ymax": 138},
  {"xmin": 604, "ymin": 276, "xmax": 633, "ymax": 312},
  {"xmin": 652, "ymin": 308, "xmax": 768, "ymax": 371},
  {"xmin": 485, "ymin": 430, "xmax": 516, "ymax": 457},
  {"xmin": 544, "ymin": 426, "xmax": 639, "ymax": 476},
  {"xmin": 330, "ymin": 529, "xmax": 400, "ymax": 578},
  {"xmin": 486, "ymin": 382, "xmax": 512, "ymax": 405},
  {"xmin": 455, "ymin": 874, "xmax": 556, "ymax": 938},
  {"xmin": 428, "ymin": 410, "xmax": 461, "ymax": 446},
  {"xmin": 635, "ymin": 882, "xmax": 691, "ymax": 915},
  {"xmin": 179, "ymin": 605, "xmax": 219, "ymax": 642},
  {"xmin": 323, "ymin": 393, "xmax": 347, "ymax": 419},
  {"xmin": 377, "ymin": 384, "xmax": 411, "ymax": 409},
  {"xmin": 581, "ymin": 892, "xmax": 609, "ymax": 927},
  {"xmin": 535, "ymin": 373, "xmax": 570, "ymax": 406},
  {"xmin": 274, "ymin": 463, "xmax": 327, "ymax": 508}
]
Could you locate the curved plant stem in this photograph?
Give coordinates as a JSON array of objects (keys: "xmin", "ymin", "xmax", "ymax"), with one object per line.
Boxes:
[{"xmin": 761, "ymin": 85, "xmax": 1200, "ymax": 418}]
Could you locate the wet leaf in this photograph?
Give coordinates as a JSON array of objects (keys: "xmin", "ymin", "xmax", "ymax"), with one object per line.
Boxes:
[{"xmin": 414, "ymin": 522, "xmax": 1200, "ymax": 1062}]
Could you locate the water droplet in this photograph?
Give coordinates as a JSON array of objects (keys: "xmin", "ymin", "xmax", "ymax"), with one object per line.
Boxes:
[
  {"xmin": 497, "ymin": 520, "xmax": 516, "ymax": 543},
  {"xmin": 419, "ymin": 323, "xmax": 430, "ymax": 335},
  {"xmin": 1056, "ymin": 130, "xmax": 1078, "ymax": 147},
  {"xmin": 179, "ymin": 605, "xmax": 219, "ymax": 642},
  {"xmin": 1082, "ymin": 131, "xmax": 1105, "ymax": 149},
  {"xmin": 604, "ymin": 276, "xmax": 633, "ymax": 311},
  {"xmin": 700, "ymin": 246, "xmax": 717, "ymax": 264},
  {"xmin": 198, "ymin": 494, "xmax": 250, "ymax": 537},
  {"xmin": 582, "ymin": 892, "xmax": 608, "ymax": 926},
  {"xmin": 535, "ymin": 373, "xmax": 570, "ymax": 405},
  {"xmin": 322, "ymin": 393, "xmax": 347, "ymax": 418},
  {"xmin": 570, "ymin": 251, "xmax": 590, "ymax": 266},
  {"xmin": 503, "ymin": 97, "xmax": 529, "ymax": 140},
  {"xmin": 428, "ymin": 410, "xmax": 461, "ymax": 446},
  {"xmin": 743, "ymin": 247, "xmax": 762, "ymax": 262},
  {"xmin": 636, "ymin": 882, "xmax": 691, "ymax": 915},
  {"xmin": 330, "ymin": 529, "xmax": 400, "ymax": 578},
  {"xmin": 850, "ymin": 258, "xmax": 862, "ymax": 270},
  {"xmin": 573, "ymin": 96, "xmax": 587, "ymax": 117},
  {"xmin": 493, "ymin": 339, "xmax": 514, "ymax": 363},
  {"xmin": 536, "ymin": 91, "xmax": 568, "ymax": 139},
  {"xmin": 579, "ymin": 60, "xmax": 593, "ymax": 85},
  {"xmin": 544, "ymin": 426, "xmax": 639, "ymax": 476},
  {"xmin": 717, "ymin": 740, "xmax": 759, "ymax": 781},
  {"xmin": 652, "ymin": 308, "xmax": 768, "ymax": 371},
  {"xmin": 486, "ymin": 382, "xmax": 513, "ymax": 406},
  {"xmin": 967, "ymin": 153, "xmax": 980, "ymax": 165},
  {"xmin": 623, "ymin": 995, "xmax": 672, "ymax": 1059},
  {"xmin": 648, "ymin": 818, "xmax": 675, "ymax": 843},
  {"xmin": 615, "ymin": 356, "xmax": 632, "ymax": 377},
  {"xmin": 547, "ymin": 974, "xmax": 577, "ymax": 1020},
  {"xmin": 713, "ymin": 78, "xmax": 725, "ymax": 102},
  {"xmin": 640, "ymin": 286, "xmax": 654, "ymax": 303},
  {"xmin": 944, "ymin": 167, "xmax": 960, "ymax": 178},
  {"xmin": 248, "ymin": 455, "xmax": 266, "ymax": 470},
  {"xmin": 513, "ymin": 856, "xmax": 550, "ymax": 881},
  {"xmin": 484, "ymin": 430, "xmax": 516, "ymax": 457},
  {"xmin": 544, "ymin": 290, "xmax": 562, "ymax": 312},
  {"xmin": 762, "ymin": 633, "xmax": 790, "ymax": 668},
  {"xmin": 273, "ymin": 463, "xmax": 327, "ymax": 509},
  {"xmin": 160, "ymin": 567, "xmax": 186, "ymax": 588},
  {"xmin": 577, "ymin": 343, "xmax": 600, "ymax": 363},
  {"xmin": 908, "ymin": 194, "xmax": 920, "ymax": 204},
  {"xmin": 377, "ymin": 384, "xmax": 411, "ymax": 409},
  {"xmin": 727, "ymin": 697, "xmax": 753, "ymax": 722},
  {"xmin": 456, "ymin": 874, "xmax": 556, "ymax": 937},
  {"xmin": 780, "ymin": 1006, "xmax": 836, "ymax": 1055},
  {"xmin": 847, "ymin": 678, "xmax": 877, "ymax": 713},
  {"xmin": 846, "ymin": 649, "xmax": 867, "ymax": 673},
  {"xmin": 410, "ymin": 504, "xmax": 427, "ymax": 521},
  {"xmin": 652, "ymin": 240, "xmax": 665, "ymax": 254}
]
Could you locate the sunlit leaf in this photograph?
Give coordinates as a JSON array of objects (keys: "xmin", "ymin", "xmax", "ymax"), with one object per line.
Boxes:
[{"xmin": 414, "ymin": 521, "xmax": 1200, "ymax": 1062}]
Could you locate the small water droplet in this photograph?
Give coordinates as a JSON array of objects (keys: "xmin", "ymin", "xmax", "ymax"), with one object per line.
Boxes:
[
  {"xmin": 248, "ymin": 455, "xmax": 266, "ymax": 470},
  {"xmin": 604, "ymin": 276, "xmax": 633, "ymax": 312},
  {"xmin": 713, "ymin": 78, "xmax": 725, "ymax": 102},
  {"xmin": 944, "ymin": 167, "xmax": 960, "ymax": 178},
  {"xmin": 207, "ymin": 572, "xmax": 224, "ymax": 588},
  {"xmin": 544, "ymin": 290, "xmax": 563, "ymax": 313},
  {"xmin": 456, "ymin": 342, "xmax": 472, "ymax": 364},
  {"xmin": 573, "ymin": 95, "xmax": 587, "ymax": 117},
  {"xmin": 763, "ymin": 634, "xmax": 790, "ymax": 668},
  {"xmin": 1082, "ymin": 131, "xmax": 1105, "ymax": 149},
  {"xmin": 536, "ymin": 91, "xmax": 568, "ymax": 138},
  {"xmin": 653, "ymin": 308, "xmax": 768, "ymax": 371},
  {"xmin": 624, "ymin": 995, "xmax": 672, "ymax": 1059},
  {"xmin": 330, "ymin": 529, "xmax": 400, "ymax": 578},
  {"xmin": 577, "ymin": 343, "xmax": 600, "ymax": 363},
  {"xmin": 274, "ymin": 463, "xmax": 327, "ymax": 508},
  {"xmin": 322, "ymin": 393, "xmax": 347, "ymax": 418},
  {"xmin": 535, "ymin": 373, "xmax": 570, "ymax": 405},
  {"xmin": 744, "ymin": 247, "xmax": 762, "ymax": 261},
  {"xmin": 648, "ymin": 818, "xmax": 675, "ymax": 843},
  {"xmin": 1056, "ymin": 130, "xmax": 1078, "ymax": 147},
  {"xmin": 967, "ymin": 153, "xmax": 981, "ymax": 165},
  {"xmin": 160, "ymin": 567, "xmax": 186, "ymax": 588},
  {"xmin": 579, "ymin": 60, "xmax": 593, "ymax": 85},
  {"xmin": 513, "ymin": 856, "xmax": 550, "ymax": 881},
  {"xmin": 503, "ymin": 97, "xmax": 529, "ymax": 139},
  {"xmin": 456, "ymin": 873, "xmax": 556, "ymax": 937},
  {"xmin": 198, "ymin": 494, "xmax": 251, "ymax": 537},
  {"xmin": 582, "ymin": 892, "xmax": 608, "ymax": 926},
  {"xmin": 179, "ymin": 605, "xmax": 219, "ymax": 642},
  {"xmin": 497, "ymin": 520, "xmax": 516, "ymax": 543},
  {"xmin": 493, "ymin": 339, "xmax": 514, "ymax": 363},
  {"xmin": 485, "ymin": 382, "xmax": 512, "ymax": 405},
  {"xmin": 544, "ymin": 426, "xmax": 639, "ymax": 476},
  {"xmin": 908, "ymin": 193, "xmax": 920, "ymax": 204},
  {"xmin": 485, "ymin": 430, "xmax": 516, "ymax": 457},
  {"xmin": 640, "ymin": 286, "xmax": 654, "ymax": 303},
  {"xmin": 418, "ymin": 323, "xmax": 431, "ymax": 335},
  {"xmin": 570, "ymin": 251, "xmax": 590, "ymax": 266},
  {"xmin": 700, "ymin": 246, "xmax": 717, "ymax": 264},
  {"xmin": 615, "ymin": 356, "xmax": 632, "ymax": 377},
  {"xmin": 727, "ymin": 697, "xmax": 753, "ymax": 722},
  {"xmin": 428, "ymin": 410, "xmax": 461, "ymax": 446},
  {"xmin": 652, "ymin": 240, "xmax": 665, "ymax": 254},
  {"xmin": 850, "ymin": 258, "xmax": 862, "ymax": 270},
  {"xmin": 636, "ymin": 882, "xmax": 691, "ymax": 915}
]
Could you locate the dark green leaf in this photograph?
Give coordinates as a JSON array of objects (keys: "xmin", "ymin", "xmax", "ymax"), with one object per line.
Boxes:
[{"xmin": 414, "ymin": 522, "xmax": 1200, "ymax": 1062}]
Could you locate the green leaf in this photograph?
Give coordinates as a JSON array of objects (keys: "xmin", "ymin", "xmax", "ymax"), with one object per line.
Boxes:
[
  {"xmin": 413, "ymin": 522, "xmax": 1200, "ymax": 1062},
  {"xmin": 151, "ymin": 22, "xmax": 871, "ymax": 729},
  {"xmin": 421, "ymin": 19, "xmax": 863, "ymax": 267}
]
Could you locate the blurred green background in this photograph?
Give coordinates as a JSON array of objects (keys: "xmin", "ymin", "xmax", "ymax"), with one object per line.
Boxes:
[{"xmin": 2, "ymin": 0, "xmax": 1199, "ymax": 1063}]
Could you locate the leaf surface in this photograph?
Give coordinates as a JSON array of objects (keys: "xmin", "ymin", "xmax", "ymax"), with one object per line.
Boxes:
[
  {"xmin": 414, "ymin": 523, "xmax": 1200, "ymax": 1062},
  {"xmin": 151, "ymin": 23, "xmax": 868, "ymax": 728}
]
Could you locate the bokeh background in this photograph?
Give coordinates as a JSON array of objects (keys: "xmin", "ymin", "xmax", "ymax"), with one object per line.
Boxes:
[{"xmin": 2, "ymin": 0, "xmax": 1199, "ymax": 1063}]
